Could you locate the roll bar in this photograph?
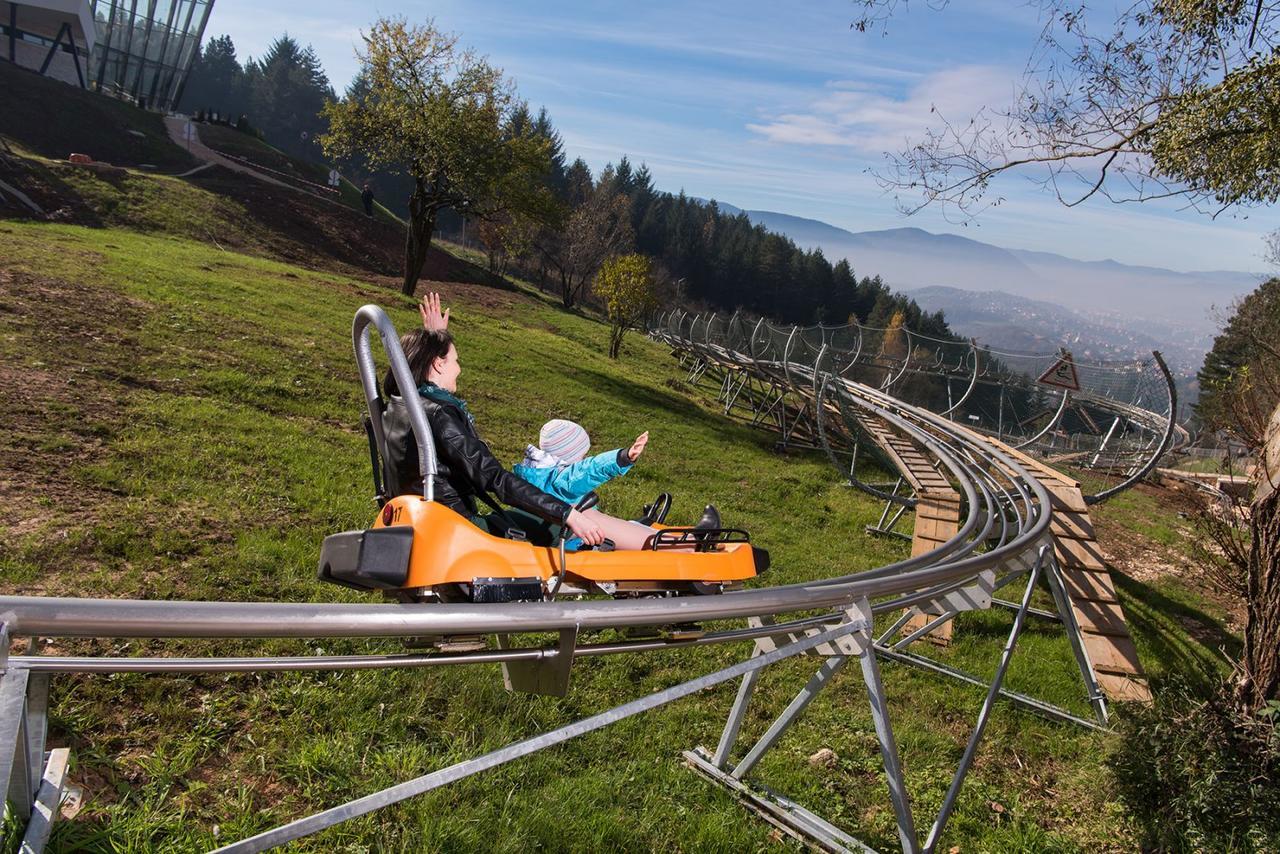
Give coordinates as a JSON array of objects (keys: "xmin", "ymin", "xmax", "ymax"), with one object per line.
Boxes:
[{"xmin": 352, "ymin": 304, "xmax": 438, "ymax": 502}]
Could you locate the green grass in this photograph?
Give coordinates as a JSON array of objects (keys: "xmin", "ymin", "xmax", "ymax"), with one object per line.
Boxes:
[
  {"xmin": 1164, "ymin": 454, "xmax": 1252, "ymax": 476},
  {"xmin": 0, "ymin": 217, "xmax": 1240, "ymax": 851}
]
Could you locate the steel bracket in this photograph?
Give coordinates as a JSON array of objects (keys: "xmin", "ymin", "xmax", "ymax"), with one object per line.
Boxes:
[{"xmin": 497, "ymin": 627, "xmax": 578, "ymax": 697}]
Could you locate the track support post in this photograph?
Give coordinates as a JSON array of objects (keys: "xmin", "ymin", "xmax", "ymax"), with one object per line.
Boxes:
[{"xmin": 689, "ymin": 598, "xmax": 921, "ymax": 854}]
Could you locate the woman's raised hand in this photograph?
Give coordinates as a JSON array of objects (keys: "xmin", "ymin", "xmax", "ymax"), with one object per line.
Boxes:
[
  {"xmin": 566, "ymin": 509, "xmax": 605, "ymax": 547},
  {"xmin": 419, "ymin": 292, "xmax": 450, "ymax": 332},
  {"xmin": 628, "ymin": 431, "xmax": 649, "ymax": 462}
]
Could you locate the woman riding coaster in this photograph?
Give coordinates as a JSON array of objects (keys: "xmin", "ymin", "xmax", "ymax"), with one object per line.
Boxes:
[{"xmin": 383, "ymin": 293, "xmax": 720, "ymax": 551}]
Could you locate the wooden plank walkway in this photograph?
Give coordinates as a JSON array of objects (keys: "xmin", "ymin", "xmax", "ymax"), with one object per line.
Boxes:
[
  {"xmin": 979, "ymin": 437, "xmax": 1152, "ymax": 703},
  {"xmin": 905, "ymin": 493, "xmax": 963, "ymax": 644},
  {"xmin": 858, "ymin": 417, "xmax": 962, "ymax": 644},
  {"xmin": 857, "ymin": 417, "xmax": 1152, "ymax": 701}
]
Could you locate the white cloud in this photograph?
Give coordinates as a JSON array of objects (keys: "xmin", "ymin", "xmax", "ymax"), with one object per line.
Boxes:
[{"xmin": 747, "ymin": 65, "xmax": 1018, "ymax": 154}]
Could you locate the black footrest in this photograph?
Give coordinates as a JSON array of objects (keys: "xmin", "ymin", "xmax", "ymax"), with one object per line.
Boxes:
[{"xmin": 650, "ymin": 527, "xmax": 750, "ymax": 550}]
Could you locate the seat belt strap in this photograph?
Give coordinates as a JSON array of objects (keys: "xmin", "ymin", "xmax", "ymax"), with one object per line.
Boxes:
[{"xmin": 363, "ymin": 414, "xmax": 386, "ymax": 506}]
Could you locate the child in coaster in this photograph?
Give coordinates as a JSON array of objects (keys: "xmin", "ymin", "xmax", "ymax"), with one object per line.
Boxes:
[{"xmin": 514, "ymin": 419, "xmax": 648, "ymax": 505}]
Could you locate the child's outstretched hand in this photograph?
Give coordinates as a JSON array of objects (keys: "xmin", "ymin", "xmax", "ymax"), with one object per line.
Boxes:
[{"xmin": 628, "ymin": 431, "xmax": 649, "ymax": 462}]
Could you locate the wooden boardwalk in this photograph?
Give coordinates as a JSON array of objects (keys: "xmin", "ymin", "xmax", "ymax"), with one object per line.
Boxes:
[
  {"xmin": 980, "ymin": 440, "xmax": 1151, "ymax": 702},
  {"xmin": 858, "ymin": 415, "xmax": 1152, "ymax": 702},
  {"xmin": 858, "ymin": 417, "xmax": 963, "ymax": 644}
]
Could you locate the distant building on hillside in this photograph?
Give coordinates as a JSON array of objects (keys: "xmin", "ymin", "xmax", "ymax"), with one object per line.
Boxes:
[
  {"xmin": 87, "ymin": 0, "xmax": 214, "ymax": 111},
  {"xmin": 0, "ymin": 0, "xmax": 98, "ymax": 88},
  {"xmin": 1, "ymin": 0, "xmax": 212, "ymax": 111}
]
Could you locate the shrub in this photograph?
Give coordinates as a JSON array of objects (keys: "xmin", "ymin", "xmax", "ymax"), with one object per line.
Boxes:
[
  {"xmin": 1109, "ymin": 678, "xmax": 1280, "ymax": 852},
  {"xmin": 593, "ymin": 253, "xmax": 657, "ymax": 359}
]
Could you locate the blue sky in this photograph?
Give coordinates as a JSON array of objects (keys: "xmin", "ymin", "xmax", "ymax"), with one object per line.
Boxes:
[{"xmin": 205, "ymin": 0, "xmax": 1279, "ymax": 273}]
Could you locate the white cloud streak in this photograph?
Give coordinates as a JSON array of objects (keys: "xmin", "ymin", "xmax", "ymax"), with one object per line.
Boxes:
[{"xmin": 747, "ymin": 65, "xmax": 1019, "ymax": 154}]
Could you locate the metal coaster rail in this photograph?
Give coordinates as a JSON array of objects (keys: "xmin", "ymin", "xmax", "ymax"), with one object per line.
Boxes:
[
  {"xmin": 0, "ymin": 303, "xmax": 1112, "ymax": 853},
  {"xmin": 659, "ymin": 308, "xmax": 1181, "ymax": 507}
]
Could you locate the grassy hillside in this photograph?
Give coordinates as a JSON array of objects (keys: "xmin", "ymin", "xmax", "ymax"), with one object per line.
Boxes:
[
  {"xmin": 0, "ymin": 62, "xmax": 194, "ymax": 172},
  {"xmin": 1, "ymin": 65, "xmax": 430, "ymax": 279},
  {"xmin": 0, "ymin": 214, "xmax": 1240, "ymax": 852},
  {"xmin": 194, "ymin": 123, "xmax": 403, "ymax": 225},
  {"xmin": 1, "ymin": 128, "xmax": 489, "ymax": 285}
]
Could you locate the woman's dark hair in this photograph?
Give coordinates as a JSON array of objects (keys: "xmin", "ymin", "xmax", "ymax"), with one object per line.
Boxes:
[{"xmin": 386, "ymin": 329, "xmax": 454, "ymax": 395}]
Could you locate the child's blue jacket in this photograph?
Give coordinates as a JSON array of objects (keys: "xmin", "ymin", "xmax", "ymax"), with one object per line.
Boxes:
[{"xmin": 513, "ymin": 447, "xmax": 632, "ymax": 505}]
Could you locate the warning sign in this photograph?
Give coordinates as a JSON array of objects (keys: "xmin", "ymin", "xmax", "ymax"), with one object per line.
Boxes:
[{"xmin": 1037, "ymin": 351, "xmax": 1080, "ymax": 391}]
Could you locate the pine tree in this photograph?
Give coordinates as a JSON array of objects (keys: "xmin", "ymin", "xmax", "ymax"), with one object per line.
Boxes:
[
  {"xmin": 250, "ymin": 34, "xmax": 336, "ymax": 161},
  {"xmin": 178, "ymin": 35, "xmax": 249, "ymax": 118}
]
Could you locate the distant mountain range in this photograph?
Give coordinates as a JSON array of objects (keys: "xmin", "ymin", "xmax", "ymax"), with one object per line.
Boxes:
[{"xmin": 708, "ymin": 200, "xmax": 1264, "ymax": 377}]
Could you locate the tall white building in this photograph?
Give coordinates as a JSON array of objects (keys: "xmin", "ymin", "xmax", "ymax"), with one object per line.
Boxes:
[{"xmin": 1, "ymin": 0, "xmax": 97, "ymax": 88}]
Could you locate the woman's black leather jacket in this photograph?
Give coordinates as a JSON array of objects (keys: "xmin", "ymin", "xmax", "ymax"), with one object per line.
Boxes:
[{"xmin": 382, "ymin": 393, "xmax": 571, "ymax": 525}]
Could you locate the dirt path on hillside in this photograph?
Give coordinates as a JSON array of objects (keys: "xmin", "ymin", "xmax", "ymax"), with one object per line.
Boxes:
[
  {"xmin": 163, "ymin": 117, "xmax": 299, "ymax": 192},
  {"xmin": 0, "ymin": 266, "xmax": 154, "ymax": 594}
]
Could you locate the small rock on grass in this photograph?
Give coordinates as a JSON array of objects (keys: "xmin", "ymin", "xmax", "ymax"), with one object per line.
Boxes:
[{"xmin": 808, "ymin": 747, "xmax": 838, "ymax": 768}]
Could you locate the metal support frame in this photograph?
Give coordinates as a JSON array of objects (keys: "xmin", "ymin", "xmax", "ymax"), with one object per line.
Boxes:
[
  {"xmin": 1089, "ymin": 416, "xmax": 1123, "ymax": 467},
  {"xmin": 213, "ymin": 618, "xmax": 869, "ymax": 853},
  {"xmin": 692, "ymin": 599, "xmax": 920, "ymax": 853},
  {"xmin": 1013, "ymin": 388, "xmax": 1070, "ymax": 451},
  {"xmin": 1042, "ymin": 558, "xmax": 1109, "ymax": 724},
  {"xmin": 497, "ymin": 627, "xmax": 577, "ymax": 697},
  {"xmin": 689, "ymin": 547, "xmax": 1102, "ymax": 853},
  {"xmin": 0, "ymin": 654, "xmax": 66, "ymax": 854},
  {"xmin": 20, "ymin": 747, "xmax": 70, "ymax": 854},
  {"xmin": 0, "ymin": 665, "xmax": 34, "ymax": 811},
  {"xmin": 0, "ymin": 624, "xmax": 66, "ymax": 850},
  {"xmin": 873, "ymin": 550, "xmax": 1108, "ymax": 730},
  {"xmin": 1085, "ymin": 351, "xmax": 1179, "ymax": 506},
  {"xmin": 752, "ymin": 383, "xmax": 788, "ymax": 429},
  {"xmin": 866, "ymin": 478, "xmax": 913, "ymax": 541}
]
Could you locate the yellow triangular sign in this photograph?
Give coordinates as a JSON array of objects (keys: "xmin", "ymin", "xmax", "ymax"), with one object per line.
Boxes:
[{"xmin": 1037, "ymin": 351, "xmax": 1080, "ymax": 391}]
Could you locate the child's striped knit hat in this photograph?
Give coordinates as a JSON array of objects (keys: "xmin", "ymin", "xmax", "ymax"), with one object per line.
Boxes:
[{"xmin": 539, "ymin": 419, "xmax": 590, "ymax": 464}]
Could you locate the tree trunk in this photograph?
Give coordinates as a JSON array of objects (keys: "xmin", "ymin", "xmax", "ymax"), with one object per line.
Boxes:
[
  {"xmin": 1241, "ymin": 401, "xmax": 1280, "ymax": 710},
  {"xmin": 561, "ymin": 270, "xmax": 575, "ymax": 308},
  {"xmin": 608, "ymin": 324, "xmax": 623, "ymax": 359},
  {"xmin": 402, "ymin": 185, "xmax": 437, "ymax": 296}
]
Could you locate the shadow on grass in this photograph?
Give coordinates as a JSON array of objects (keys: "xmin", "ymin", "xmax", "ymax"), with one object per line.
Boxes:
[
  {"xmin": 909, "ymin": 562, "xmax": 1239, "ymax": 697},
  {"xmin": 0, "ymin": 154, "xmax": 107, "ymax": 228},
  {"xmin": 1112, "ymin": 570, "xmax": 1239, "ymax": 691},
  {"xmin": 563, "ymin": 365, "xmax": 795, "ymax": 461}
]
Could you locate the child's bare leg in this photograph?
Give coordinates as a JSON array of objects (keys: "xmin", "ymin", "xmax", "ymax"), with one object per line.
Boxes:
[{"xmin": 579, "ymin": 509, "xmax": 668, "ymax": 551}]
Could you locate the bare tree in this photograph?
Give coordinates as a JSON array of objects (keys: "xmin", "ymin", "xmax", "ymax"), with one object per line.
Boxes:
[
  {"xmin": 857, "ymin": 1, "xmax": 1280, "ymax": 219},
  {"xmin": 539, "ymin": 171, "xmax": 634, "ymax": 308},
  {"xmin": 1197, "ymin": 279, "xmax": 1280, "ymax": 708}
]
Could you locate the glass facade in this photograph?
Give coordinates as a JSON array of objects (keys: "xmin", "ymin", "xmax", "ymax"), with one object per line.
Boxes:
[{"xmin": 88, "ymin": 0, "xmax": 212, "ymax": 111}]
